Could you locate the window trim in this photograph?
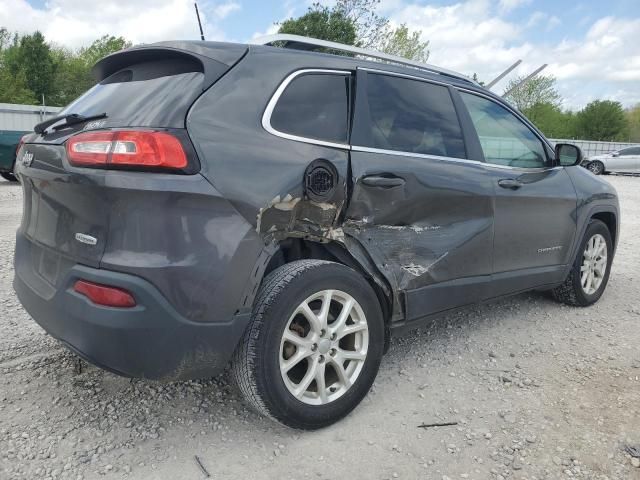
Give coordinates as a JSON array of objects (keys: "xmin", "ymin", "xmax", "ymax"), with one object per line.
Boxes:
[
  {"xmin": 351, "ymin": 145, "xmax": 483, "ymax": 165},
  {"xmin": 456, "ymin": 87, "xmax": 558, "ymax": 170},
  {"xmin": 357, "ymin": 67, "xmax": 452, "ymax": 88},
  {"xmin": 262, "ymin": 68, "xmax": 352, "ymax": 149},
  {"xmin": 262, "ymin": 67, "xmax": 561, "ymax": 172}
]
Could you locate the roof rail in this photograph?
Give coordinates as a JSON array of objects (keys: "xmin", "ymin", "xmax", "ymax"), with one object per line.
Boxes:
[{"xmin": 251, "ymin": 34, "xmax": 477, "ymax": 85}]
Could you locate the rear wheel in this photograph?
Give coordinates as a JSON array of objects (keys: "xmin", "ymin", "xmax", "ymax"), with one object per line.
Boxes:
[
  {"xmin": 552, "ymin": 220, "xmax": 613, "ymax": 306},
  {"xmin": 232, "ymin": 260, "xmax": 384, "ymax": 429},
  {"xmin": 587, "ymin": 161, "xmax": 605, "ymax": 175},
  {"xmin": 1, "ymin": 172, "xmax": 18, "ymax": 182}
]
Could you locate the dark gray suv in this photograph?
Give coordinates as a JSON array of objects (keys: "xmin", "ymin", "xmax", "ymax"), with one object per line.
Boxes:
[{"xmin": 13, "ymin": 36, "xmax": 619, "ymax": 429}]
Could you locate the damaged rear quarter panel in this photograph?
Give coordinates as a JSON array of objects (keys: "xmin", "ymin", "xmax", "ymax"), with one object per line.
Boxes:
[{"xmin": 186, "ymin": 49, "xmax": 361, "ymax": 301}]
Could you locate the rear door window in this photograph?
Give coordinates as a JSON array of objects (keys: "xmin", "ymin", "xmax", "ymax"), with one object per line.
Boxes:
[
  {"xmin": 355, "ymin": 73, "xmax": 466, "ymax": 159},
  {"xmin": 619, "ymin": 147, "xmax": 640, "ymax": 156},
  {"xmin": 60, "ymin": 57, "xmax": 205, "ymax": 128},
  {"xmin": 269, "ymin": 72, "xmax": 350, "ymax": 144}
]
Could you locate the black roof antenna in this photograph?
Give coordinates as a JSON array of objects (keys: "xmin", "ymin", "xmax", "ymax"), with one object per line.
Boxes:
[{"xmin": 194, "ymin": 2, "xmax": 205, "ymax": 41}]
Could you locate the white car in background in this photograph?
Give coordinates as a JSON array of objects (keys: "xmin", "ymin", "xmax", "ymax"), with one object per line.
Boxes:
[{"xmin": 585, "ymin": 146, "xmax": 640, "ymax": 174}]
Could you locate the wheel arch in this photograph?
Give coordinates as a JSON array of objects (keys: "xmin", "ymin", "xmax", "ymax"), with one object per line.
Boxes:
[
  {"xmin": 591, "ymin": 211, "xmax": 618, "ymax": 247},
  {"xmin": 253, "ymin": 238, "xmax": 394, "ymax": 350},
  {"xmin": 565, "ymin": 205, "xmax": 619, "ymax": 280}
]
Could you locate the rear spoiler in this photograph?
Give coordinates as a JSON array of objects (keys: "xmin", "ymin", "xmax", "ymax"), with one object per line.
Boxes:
[{"xmin": 92, "ymin": 42, "xmax": 248, "ymax": 88}]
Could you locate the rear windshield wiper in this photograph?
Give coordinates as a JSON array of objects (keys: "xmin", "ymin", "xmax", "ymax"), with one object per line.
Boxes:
[{"xmin": 34, "ymin": 112, "xmax": 108, "ymax": 134}]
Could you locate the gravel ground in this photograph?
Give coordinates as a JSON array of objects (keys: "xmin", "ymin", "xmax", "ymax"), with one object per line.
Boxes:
[{"xmin": 1, "ymin": 175, "xmax": 639, "ymax": 480}]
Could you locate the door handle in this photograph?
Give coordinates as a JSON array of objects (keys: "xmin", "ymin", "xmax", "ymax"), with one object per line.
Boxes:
[
  {"xmin": 361, "ymin": 176, "xmax": 406, "ymax": 188},
  {"xmin": 498, "ymin": 179, "xmax": 523, "ymax": 190}
]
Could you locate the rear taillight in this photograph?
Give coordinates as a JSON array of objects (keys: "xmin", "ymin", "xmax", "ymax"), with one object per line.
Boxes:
[
  {"xmin": 66, "ymin": 130, "xmax": 187, "ymax": 169},
  {"xmin": 16, "ymin": 134, "xmax": 27, "ymax": 156},
  {"xmin": 74, "ymin": 280, "xmax": 136, "ymax": 308}
]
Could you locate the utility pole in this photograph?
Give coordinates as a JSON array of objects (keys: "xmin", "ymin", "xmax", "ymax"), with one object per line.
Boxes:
[
  {"xmin": 194, "ymin": 3, "xmax": 205, "ymax": 41},
  {"xmin": 486, "ymin": 60, "xmax": 522, "ymax": 90},
  {"xmin": 502, "ymin": 64, "xmax": 548, "ymax": 98}
]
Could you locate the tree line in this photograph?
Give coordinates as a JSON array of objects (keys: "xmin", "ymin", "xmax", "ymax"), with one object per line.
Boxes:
[
  {"xmin": 0, "ymin": 28, "xmax": 130, "ymax": 107},
  {"xmin": 1, "ymin": 0, "xmax": 638, "ymax": 143},
  {"xmin": 502, "ymin": 74, "xmax": 639, "ymax": 142}
]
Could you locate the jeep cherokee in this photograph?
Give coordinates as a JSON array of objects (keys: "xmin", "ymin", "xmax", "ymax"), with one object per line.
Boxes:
[{"xmin": 13, "ymin": 36, "xmax": 619, "ymax": 429}]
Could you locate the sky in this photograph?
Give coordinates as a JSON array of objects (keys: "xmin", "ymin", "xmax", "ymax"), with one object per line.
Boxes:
[{"xmin": 1, "ymin": 0, "xmax": 639, "ymax": 110}]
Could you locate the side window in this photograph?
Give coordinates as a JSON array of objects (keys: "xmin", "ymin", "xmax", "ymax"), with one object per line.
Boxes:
[
  {"xmin": 360, "ymin": 73, "xmax": 466, "ymax": 158},
  {"xmin": 269, "ymin": 72, "xmax": 350, "ymax": 144},
  {"xmin": 620, "ymin": 147, "xmax": 640, "ymax": 156},
  {"xmin": 460, "ymin": 92, "xmax": 548, "ymax": 168}
]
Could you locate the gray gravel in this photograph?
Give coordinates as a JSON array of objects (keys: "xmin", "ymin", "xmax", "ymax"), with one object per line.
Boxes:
[{"xmin": 1, "ymin": 175, "xmax": 639, "ymax": 480}]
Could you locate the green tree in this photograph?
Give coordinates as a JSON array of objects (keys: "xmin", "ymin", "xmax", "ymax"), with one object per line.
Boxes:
[
  {"xmin": 78, "ymin": 35, "xmax": 131, "ymax": 68},
  {"xmin": 0, "ymin": 27, "xmax": 13, "ymax": 50},
  {"xmin": 576, "ymin": 100, "xmax": 629, "ymax": 141},
  {"xmin": 49, "ymin": 35, "xmax": 131, "ymax": 106},
  {"xmin": 0, "ymin": 28, "xmax": 37, "ymax": 103},
  {"xmin": 48, "ymin": 48, "xmax": 94, "ymax": 106},
  {"xmin": 335, "ymin": 0, "xmax": 388, "ymax": 48},
  {"xmin": 626, "ymin": 104, "xmax": 640, "ymax": 142},
  {"xmin": 524, "ymin": 102, "xmax": 577, "ymax": 139},
  {"xmin": 504, "ymin": 75, "xmax": 561, "ymax": 112},
  {"xmin": 0, "ymin": 29, "xmax": 132, "ymax": 107},
  {"xmin": 379, "ymin": 23, "xmax": 429, "ymax": 62},
  {"xmin": 5, "ymin": 32, "xmax": 56, "ymax": 101},
  {"xmin": 278, "ymin": 1, "xmax": 428, "ymax": 62},
  {"xmin": 0, "ymin": 68, "xmax": 37, "ymax": 104},
  {"xmin": 471, "ymin": 73, "xmax": 485, "ymax": 86},
  {"xmin": 278, "ymin": 5, "xmax": 357, "ymax": 45}
]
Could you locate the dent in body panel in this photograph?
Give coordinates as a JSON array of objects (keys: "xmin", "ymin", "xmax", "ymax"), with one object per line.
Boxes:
[
  {"xmin": 253, "ymin": 192, "xmax": 400, "ymax": 317},
  {"xmin": 256, "ymin": 193, "xmax": 344, "ymax": 242},
  {"xmin": 342, "ymin": 218, "xmax": 492, "ymax": 292},
  {"xmin": 342, "ymin": 153, "xmax": 495, "ymax": 299}
]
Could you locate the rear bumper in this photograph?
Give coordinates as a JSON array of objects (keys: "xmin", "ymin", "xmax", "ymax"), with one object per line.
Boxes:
[{"xmin": 13, "ymin": 234, "xmax": 251, "ymax": 381}]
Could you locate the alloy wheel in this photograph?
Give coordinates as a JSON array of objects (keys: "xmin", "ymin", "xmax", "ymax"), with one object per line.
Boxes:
[
  {"xmin": 587, "ymin": 162, "xmax": 603, "ymax": 174},
  {"xmin": 581, "ymin": 233, "xmax": 608, "ymax": 295},
  {"xmin": 279, "ymin": 289, "xmax": 369, "ymax": 406}
]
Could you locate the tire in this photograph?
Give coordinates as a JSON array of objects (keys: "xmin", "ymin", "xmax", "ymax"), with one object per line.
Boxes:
[
  {"xmin": 232, "ymin": 259, "xmax": 384, "ymax": 429},
  {"xmin": 551, "ymin": 220, "xmax": 613, "ymax": 306},
  {"xmin": 587, "ymin": 161, "xmax": 604, "ymax": 175},
  {"xmin": 1, "ymin": 172, "xmax": 18, "ymax": 182}
]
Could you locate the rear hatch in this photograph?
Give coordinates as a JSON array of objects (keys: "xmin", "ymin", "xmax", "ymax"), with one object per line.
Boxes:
[{"xmin": 16, "ymin": 42, "xmax": 246, "ymax": 273}]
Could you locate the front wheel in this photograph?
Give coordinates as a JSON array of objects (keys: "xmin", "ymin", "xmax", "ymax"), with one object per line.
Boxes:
[
  {"xmin": 232, "ymin": 260, "xmax": 384, "ymax": 429},
  {"xmin": 587, "ymin": 161, "xmax": 605, "ymax": 175},
  {"xmin": 1, "ymin": 172, "xmax": 18, "ymax": 182},
  {"xmin": 552, "ymin": 220, "xmax": 613, "ymax": 306}
]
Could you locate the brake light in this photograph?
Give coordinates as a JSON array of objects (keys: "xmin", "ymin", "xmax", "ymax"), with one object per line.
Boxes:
[
  {"xmin": 74, "ymin": 280, "xmax": 136, "ymax": 308},
  {"xmin": 66, "ymin": 130, "xmax": 187, "ymax": 169},
  {"xmin": 16, "ymin": 134, "xmax": 27, "ymax": 155}
]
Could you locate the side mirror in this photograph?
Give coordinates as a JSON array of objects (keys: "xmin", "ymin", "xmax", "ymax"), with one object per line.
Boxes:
[
  {"xmin": 555, "ymin": 143, "xmax": 583, "ymax": 167},
  {"xmin": 611, "ymin": 151, "xmax": 620, "ymax": 157}
]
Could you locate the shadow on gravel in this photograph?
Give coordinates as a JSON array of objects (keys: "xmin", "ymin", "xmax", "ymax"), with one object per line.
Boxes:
[{"xmin": 386, "ymin": 290, "xmax": 555, "ymax": 357}]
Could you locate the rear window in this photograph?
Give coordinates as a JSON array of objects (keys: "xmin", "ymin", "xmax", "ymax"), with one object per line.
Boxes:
[
  {"xmin": 269, "ymin": 73, "xmax": 350, "ymax": 144},
  {"xmin": 60, "ymin": 58, "xmax": 205, "ymax": 128}
]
